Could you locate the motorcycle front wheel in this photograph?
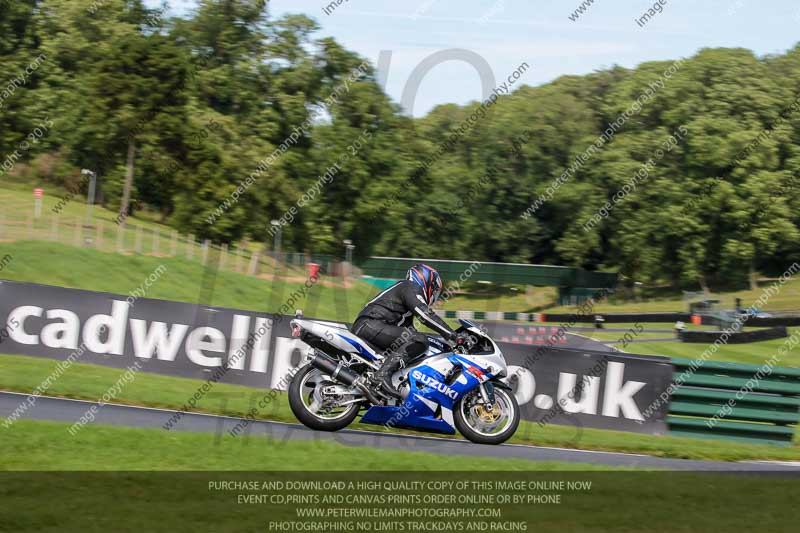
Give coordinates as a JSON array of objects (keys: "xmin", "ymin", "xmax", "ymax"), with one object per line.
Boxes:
[
  {"xmin": 454, "ymin": 387, "xmax": 520, "ymax": 445},
  {"xmin": 288, "ymin": 365, "xmax": 361, "ymax": 432}
]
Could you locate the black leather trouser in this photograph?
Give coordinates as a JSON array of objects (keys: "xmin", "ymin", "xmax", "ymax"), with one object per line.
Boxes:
[{"xmin": 352, "ymin": 318, "xmax": 428, "ymax": 361}]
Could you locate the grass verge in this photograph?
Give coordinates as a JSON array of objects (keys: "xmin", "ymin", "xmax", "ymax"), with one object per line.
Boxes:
[
  {"xmin": 1, "ymin": 418, "xmax": 611, "ymax": 471},
  {"xmin": 627, "ymin": 336, "xmax": 800, "ymax": 367}
]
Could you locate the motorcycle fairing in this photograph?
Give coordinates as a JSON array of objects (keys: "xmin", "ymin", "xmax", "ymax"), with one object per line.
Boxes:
[{"xmin": 359, "ymin": 353, "xmax": 495, "ymax": 434}]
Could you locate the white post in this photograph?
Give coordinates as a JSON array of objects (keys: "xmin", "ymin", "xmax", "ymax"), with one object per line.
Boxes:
[
  {"xmin": 248, "ymin": 251, "xmax": 260, "ymax": 276},
  {"xmin": 95, "ymin": 221, "xmax": 103, "ymax": 249},
  {"xmin": 50, "ymin": 214, "xmax": 59, "ymax": 241},
  {"xmin": 74, "ymin": 216, "xmax": 82, "ymax": 246},
  {"xmin": 220, "ymin": 243, "xmax": 228, "ymax": 270},
  {"xmin": 171, "ymin": 230, "xmax": 178, "ymax": 257},
  {"xmin": 235, "ymin": 246, "xmax": 242, "ymax": 273},
  {"xmin": 187, "ymin": 234, "xmax": 195, "ymax": 259},
  {"xmin": 135, "ymin": 224, "xmax": 142, "ymax": 253},
  {"xmin": 117, "ymin": 223, "xmax": 125, "ymax": 252},
  {"xmin": 201, "ymin": 239, "xmax": 210, "ymax": 265},
  {"xmin": 152, "ymin": 229, "xmax": 159, "ymax": 255}
]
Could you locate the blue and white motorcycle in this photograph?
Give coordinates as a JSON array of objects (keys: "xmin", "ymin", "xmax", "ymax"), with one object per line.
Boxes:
[{"xmin": 288, "ymin": 316, "xmax": 519, "ymax": 445}]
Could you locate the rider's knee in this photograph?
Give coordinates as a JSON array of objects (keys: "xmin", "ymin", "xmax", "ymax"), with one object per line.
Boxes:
[{"xmin": 405, "ymin": 332, "xmax": 428, "ymax": 357}]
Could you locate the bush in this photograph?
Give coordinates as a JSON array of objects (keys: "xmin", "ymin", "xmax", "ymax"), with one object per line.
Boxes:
[{"xmin": 11, "ymin": 149, "xmax": 82, "ymax": 191}]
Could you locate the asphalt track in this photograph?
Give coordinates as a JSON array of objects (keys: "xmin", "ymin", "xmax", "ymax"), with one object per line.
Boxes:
[
  {"xmin": 3, "ymin": 391, "xmax": 799, "ymax": 473},
  {"xmin": 481, "ymin": 322, "xmax": 617, "ymax": 352},
  {"xmin": 483, "ymin": 321, "xmax": 680, "ymax": 348}
]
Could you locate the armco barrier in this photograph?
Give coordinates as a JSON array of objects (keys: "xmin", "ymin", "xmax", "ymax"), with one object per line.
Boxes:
[
  {"xmin": 667, "ymin": 357, "xmax": 800, "ymax": 446},
  {"xmin": 749, "ymin": 316, "xmax": 800, "ymax": 327},
  {"xmin": 444, "ymin": 310, "xmax": 800, "ymax": 327},
  {"xmin": 437, "ymin": 310, "xmax": 691, "ymax": 323},
  {"xmin": 697, "ymin": 313, "xmax": 800, "ymax": 328},
  {"xmin": 540, "ymin": 312, "xmax": 690, "ymax": 323},
  {"xmin": 678, "ymin": 326, "xmax": 789, "ymax": 344}
]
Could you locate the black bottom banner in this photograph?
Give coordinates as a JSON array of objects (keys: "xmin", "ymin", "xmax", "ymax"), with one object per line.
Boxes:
[{"xmin": 1, "ymin": 471, "xmax": 797, "ymax": 532}]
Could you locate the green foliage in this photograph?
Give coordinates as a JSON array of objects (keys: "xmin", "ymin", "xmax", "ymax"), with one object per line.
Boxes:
[{"xmin": 2, "ymin": 1, "xmax": 799, "ymax": 290}]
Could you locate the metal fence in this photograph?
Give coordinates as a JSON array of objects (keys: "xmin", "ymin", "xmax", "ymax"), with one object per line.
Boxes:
[{"xmin": 0, "ymin": 211, "xmax": 313, "ymax": 278}]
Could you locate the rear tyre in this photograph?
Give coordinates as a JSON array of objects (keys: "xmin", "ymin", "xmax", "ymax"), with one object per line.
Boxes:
[
  {"xmin": 454, "ymin": 387, "xmax": 520, "ymax": 445},
  {"xmin": 288, "ymin": 364, "xmax": 360, "ymax": 432}
]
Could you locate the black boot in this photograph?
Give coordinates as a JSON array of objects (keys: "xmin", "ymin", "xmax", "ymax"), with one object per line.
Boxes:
[
  {"xmin": 353, "ymin": 377, "xmax": 382, "ymax": 405},
  {"xmin": 374, "ymin": 354, "xmax": 404, "ymax": 399}
]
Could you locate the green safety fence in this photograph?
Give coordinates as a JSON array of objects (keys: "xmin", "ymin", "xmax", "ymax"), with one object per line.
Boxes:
[
  {"xmin": 667, "ymin": 357, "xmax": 800, "ymax": 446},
  {"xmin": 362, "ymin": 277, "xmax": 397, "ymax": 290},
  {"xmin": 358, "ymin": 256, "xmax": 617, "ymax": 289}
]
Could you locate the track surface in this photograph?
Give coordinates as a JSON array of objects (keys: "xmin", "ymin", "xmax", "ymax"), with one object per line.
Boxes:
[
  {"xmin": 482, "ymin": 322, "xmax": 617, "ymax": 351},
  {"xmin": 3, "ymin": 391, "xmax": 798, "ymax": 472},
  {"xmin": 484, "ymin": 321, "xmax": 681, "ymax": 347}
]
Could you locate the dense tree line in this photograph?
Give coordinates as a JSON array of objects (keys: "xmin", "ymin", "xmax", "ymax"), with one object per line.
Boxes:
[{"xmin": 1, "ymin": 0, "xmax": 799, "ymax": 291}]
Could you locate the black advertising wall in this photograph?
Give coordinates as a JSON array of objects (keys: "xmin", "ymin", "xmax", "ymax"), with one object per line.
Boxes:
[
  {"xmin": 540, "ymin": 312, "xmax": 690, "ymax": 323},
  {"xmin": 0, "ymin": 280, "xmax": 312, "ymax": 389},
  {"xmin": 0, "ymin": 280, "xmax": 672, "ymax": 434},
  {"xmin": 499, "ymin": 345, "xmax": 672, "ymax": 434}
]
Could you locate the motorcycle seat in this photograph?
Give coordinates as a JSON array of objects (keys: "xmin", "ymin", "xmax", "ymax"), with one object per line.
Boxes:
[{"xmin": 355, "ymin": 336, "xmax": 383, "ymax": 355}]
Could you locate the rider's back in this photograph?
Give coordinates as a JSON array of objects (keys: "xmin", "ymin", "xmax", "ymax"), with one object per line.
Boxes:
[{"xmin": 355, "ymin": 280, "xmax": 419, "ymax": 328}]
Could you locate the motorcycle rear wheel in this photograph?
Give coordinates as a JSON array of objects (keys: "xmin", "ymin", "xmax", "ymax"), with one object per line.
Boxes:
[{"xmin": 288, "ymin": 365, "xmax": 361, "ymax": 432}]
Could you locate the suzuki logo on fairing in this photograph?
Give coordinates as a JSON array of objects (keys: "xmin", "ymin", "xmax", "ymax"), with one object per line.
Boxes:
[{"xmin": 412, "ymin": 370, "xmax": 458, "ymax": 399}]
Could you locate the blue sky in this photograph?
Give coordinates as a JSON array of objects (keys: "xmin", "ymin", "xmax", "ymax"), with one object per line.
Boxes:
[{"xmin": 149, "ymin": 0, "xmax": 800, "ymax": 116}]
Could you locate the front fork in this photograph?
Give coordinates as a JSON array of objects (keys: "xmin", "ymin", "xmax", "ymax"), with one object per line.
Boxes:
[{"xmin": 478, "ymin": 382, "xmax": 496, "ymax": 410}]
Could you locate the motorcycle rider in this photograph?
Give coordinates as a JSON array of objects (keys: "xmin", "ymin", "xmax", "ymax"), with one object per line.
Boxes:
[{"xmin": 352, "ymin": 263, "xmax": 465, "ymax": 399}]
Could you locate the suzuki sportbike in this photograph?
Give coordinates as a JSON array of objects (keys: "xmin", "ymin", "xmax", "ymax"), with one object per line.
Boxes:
[{"xmin": 287, "ymin": 315, "xmax": 519, "ymax": 445}]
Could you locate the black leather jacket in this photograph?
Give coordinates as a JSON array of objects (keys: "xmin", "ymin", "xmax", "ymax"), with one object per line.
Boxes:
[{"xmin": 355, "ymin": 280, "xmax": 457, "ymax": 340}]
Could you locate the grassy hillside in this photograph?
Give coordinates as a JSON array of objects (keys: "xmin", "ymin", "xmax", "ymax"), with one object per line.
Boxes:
[
  {"xmin": 0, "ymin": 178, "xmax": 309, "ymax": 279},
  {"xmin": 0, "ymin": 176, "xmax": 168, "ymax": 234},
  {"xmin": 0, "ymin": 240, "xmax": 374, "ymax": 320}
]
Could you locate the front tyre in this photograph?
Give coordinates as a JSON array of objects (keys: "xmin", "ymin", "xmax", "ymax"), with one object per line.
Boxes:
[
  {"xmin": 288, "ymin": 364, "xmax": 360, "ymax": 432},
  {"xmin": 454, "ymin": 387, "xmax": 520, "ymax": 445}
]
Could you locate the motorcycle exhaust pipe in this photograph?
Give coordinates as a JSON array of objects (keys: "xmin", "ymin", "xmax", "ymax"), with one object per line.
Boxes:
[
  {"xmin": 310, "ymin": 351, "xmax": 361, "ymax": 387},
  {"xmin": 310, "ymin": 351, "xmax": 382, "ymax": 405}
]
